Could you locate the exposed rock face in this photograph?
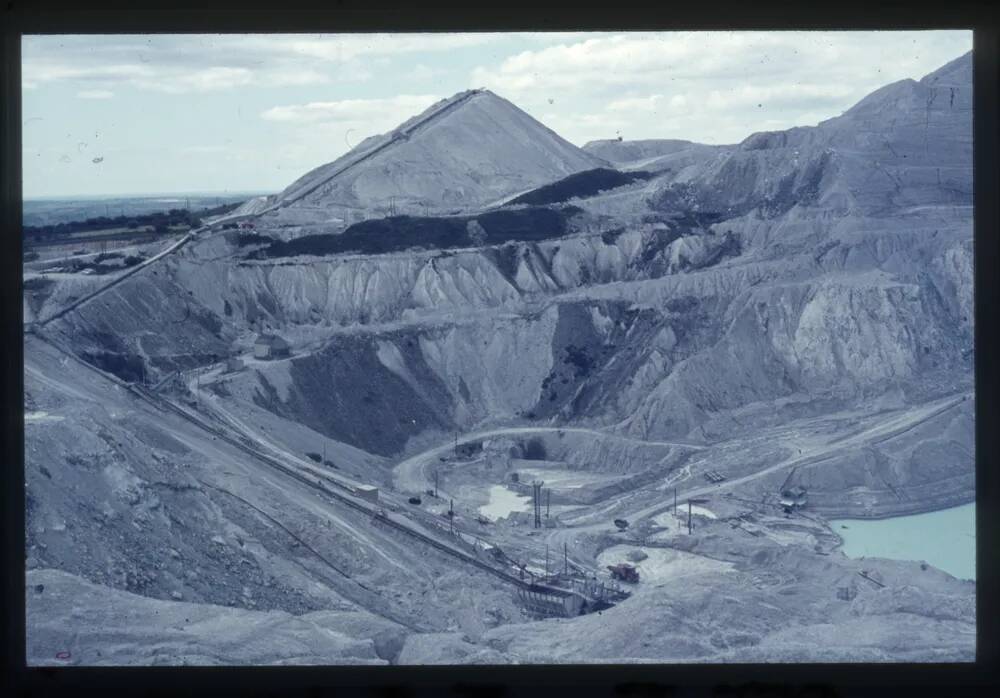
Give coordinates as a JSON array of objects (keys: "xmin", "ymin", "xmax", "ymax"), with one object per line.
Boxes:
[
  {"xmin": 44, "ymin": 53, "xmax": 973, "ymax": 469},
  {"xmin": 646, "ymin": 52, "xmax": 972, "ymax": 220},
  {"xmin": 23, "ymin": 334, "xmax": 532, "ymax": 638},
  {"xmin": 24, "ymin": 50, "xmax": 975, "ymax": 666},
  {"xmin": 33, "ymin": 52, "xmax": 971, "ymax": 537}
]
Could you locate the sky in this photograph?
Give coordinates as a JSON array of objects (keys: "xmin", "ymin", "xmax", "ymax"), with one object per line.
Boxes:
[{"xmin": 21, "ymin": 30, "xmax": 972, "ymax": 199}]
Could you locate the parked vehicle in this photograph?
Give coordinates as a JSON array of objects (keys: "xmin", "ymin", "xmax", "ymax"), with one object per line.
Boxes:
[{"xmin": 408, "ymin": 496, "xmax": 422, "ymax": 505}]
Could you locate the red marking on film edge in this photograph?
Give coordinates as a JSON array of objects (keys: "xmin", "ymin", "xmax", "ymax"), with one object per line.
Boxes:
[{"xmin": 55, "ymin": 651, "xmax": 71, "ymax": 659}]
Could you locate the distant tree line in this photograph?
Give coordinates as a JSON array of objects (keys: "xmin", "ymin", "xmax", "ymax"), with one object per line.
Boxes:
[{"xmin": 23, "ymin": 200, "xmax": 244, "ymax": 241}]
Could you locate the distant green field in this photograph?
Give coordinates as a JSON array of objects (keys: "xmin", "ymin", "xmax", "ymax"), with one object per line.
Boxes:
[
  {"xmin": 27, "ymin": 225, "xmax": 187, "ymax": 249},
  {"xmin": 65, "ymin": 225, "xmax": 156, "ymax": 237}
]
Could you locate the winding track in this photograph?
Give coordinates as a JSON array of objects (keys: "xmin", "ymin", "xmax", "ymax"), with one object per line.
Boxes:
[
  {"xmin": 34, "ymin": 229, "xmax": 202, "ymax": 326},
  {"xmin": 393, "ymin": 426, "xmax": 706, "ymax": 494},
  {"xmin": 31, "ymin": 90, "xmax": 488, "ymax": 330},
  {"xmin": 544, "ymin": 391, "xmax": 972, "ymax": 552},
  {"xmin": 29, "ymin": 330, "xmax": 605, "ymax": 607}
]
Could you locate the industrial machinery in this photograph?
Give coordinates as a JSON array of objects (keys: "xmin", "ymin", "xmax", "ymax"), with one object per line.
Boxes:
[{"xmin": 607, "ymin": 563, "xmax": 639, "ymax": 584}]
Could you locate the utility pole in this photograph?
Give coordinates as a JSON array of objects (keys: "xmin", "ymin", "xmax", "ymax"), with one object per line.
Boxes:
[
  {"xmin": 449, "ymin": 499, "xmax": 454, "ymax": 535},
  {"xmin": 674, "ymin": 487, "xmax": 677, "ymax": 513},
  {"xmin": 532, "ymin": 481, "xmax": 543, "ymax": 528},
  {"xmin": 532, "ymin": 483, "xmax": 537, "ymax": 528},
  {"xmin": 564, "ymin": 542, "xmax": 568, "ymax": 576},
  {"xmin": 454, "ymin": 431, "xmax": 458, "ymax": 458},
  {"xmin": 688, "ymin": 499, "xmax": 692, "ymax": 535},
  {"xmin": 546, "ymin": 489, "xmax": 550, "ymax": 518},
  {"xmin": 434, "ymin": 469, "xmax": 439, "ymax": 498},
  {"xmin": 545, "ymin": 545, "xmax": 549, "ymax": 577}
]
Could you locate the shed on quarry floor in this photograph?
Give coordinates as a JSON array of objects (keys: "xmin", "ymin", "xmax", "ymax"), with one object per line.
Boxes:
[
  {"xmin": 253, "ymin": 334, "xmax": 291, "ymax": 360},
  {"xmin": 780, "ymin": 485, "xmax": 808, "ymax": 511},
  {"xmin": 355, "ymin": 485, "xmax": 379, "ymax": 503},
  {"xmin": 516, "ymin": 585, "xmax": 585, "ymax": 618}
]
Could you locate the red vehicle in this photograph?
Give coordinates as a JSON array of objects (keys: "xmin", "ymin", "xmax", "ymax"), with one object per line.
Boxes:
[{"xmin": 607, "ymin": 563, "xmax": 640, "ymax": 584}]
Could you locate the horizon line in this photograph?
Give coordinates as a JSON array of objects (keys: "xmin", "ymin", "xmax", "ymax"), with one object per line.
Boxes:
[{"xmin": 23, "ymin": 190, "xmax": 275, "ymax": 202}]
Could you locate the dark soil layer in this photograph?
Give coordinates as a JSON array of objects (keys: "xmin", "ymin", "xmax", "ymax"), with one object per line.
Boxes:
[
  {"xmin": 506, "ymin": 168, "xmax": 654, "ymax": 206},
  {"xmin": 253, "ymin": 206, "xmax": 582, "ymax": 259}
]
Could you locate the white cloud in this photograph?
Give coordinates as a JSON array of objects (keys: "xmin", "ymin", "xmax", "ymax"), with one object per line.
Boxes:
[
  {"xmin": 25, "ymin": 61, "xmax": 156, "ymax": 84},
  {"xmin": 140, "ymin": 66, "xmax": 255, "ymax": 93},
  {"xmin": 607, "ymin": 95, "xmax": 666, "ymax": 113},
  {"xmin": 404, "ymin": 63, "xmax": 440, "ymax": 82},
  {"xmin": 258, "ymin": 95, "xmax": 444, "ymax": 177},
  {"xmin": 180, "ymin": 144, "xmax": 229, "ymax": 154},
  {"xmin": 471, "ymin": 30, "xmax": 972, "ymax": 98},
  {"xmin": 20, "ymin": 31, "xmax": 973, "ymax": 196},
  {"xmin": 471, "ymin": 33, "xmax": 766, "ymax": 93},
  {"xmin": 20, "ymin": 33, "xmax": 503, "ymax": 94},
  {"xmin": 76, "ymin": 89, "xmax": 114, "ymax": 99},
  {"xmin": 470, "ymin": 31, "xmax": 971, "ymax": 146},
  {"xmin": 703, "ymin": 83, "xmax": 858, "ymax": 111},
  {"xmin": 251, "ymin": 33, "xmax": 500, "ymax": 62},
  {"xmin": 261, "ymin": 94, "xmax": 439, "ymax": 124}
]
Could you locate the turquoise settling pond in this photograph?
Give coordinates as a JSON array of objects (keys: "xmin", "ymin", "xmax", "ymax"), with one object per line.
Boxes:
[{"xmin": 831, "ymin": 502, "xmax": 976, "ymax": 581}]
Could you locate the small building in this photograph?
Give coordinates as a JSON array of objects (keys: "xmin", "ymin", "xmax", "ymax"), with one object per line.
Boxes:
[
  {"xmin": 355, "ymin": 485, "xmax": 379, "ymax": 504},
  {"xmin": 516, "ymin": 585, "xmax": 585, "ymax": 618},
  {"xmin": 837, "ymin": 585, "xmax": 858, "ymax": 601},
  {"xmin": 780, "ymin": 485, "xmax": 808, "ymax": 512},
  {"xmin": 226, "ymin": 357, "xmax": 244, "ymax": 372},
  {"xmin": 253, "ymin": 333, "xmax": 291, "ymax": 360},
  {"xmin": 455, "ymin": 441, "xmax": 482, "ymax": 458}
]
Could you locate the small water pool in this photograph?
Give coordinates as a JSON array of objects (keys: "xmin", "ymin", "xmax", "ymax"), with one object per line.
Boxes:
[
  {"xmin": 478, "ymin": 485, "xmax": 531, "ymax": 522},
  {"xmin": 831, "ymin": 502, "xmax": 975, "ymax": 580}
]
